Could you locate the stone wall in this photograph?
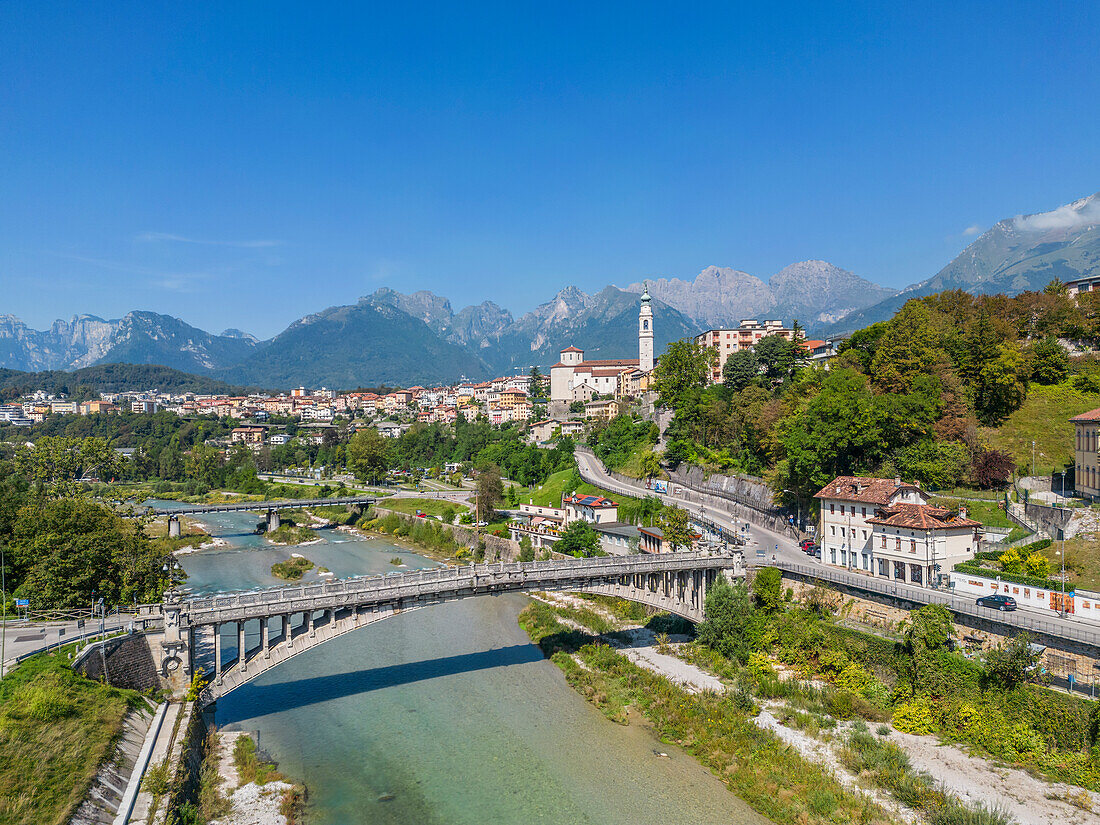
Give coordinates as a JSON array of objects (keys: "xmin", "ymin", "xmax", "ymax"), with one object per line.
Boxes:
[{"xmin": 75, "ymin": 633, "xmax": 160, "ymax": 691}]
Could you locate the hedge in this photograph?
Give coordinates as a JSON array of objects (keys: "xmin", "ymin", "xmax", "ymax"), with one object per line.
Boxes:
[{"xmin": 953, "ymin": 561, "xmax": 1069, "ymax": 593}]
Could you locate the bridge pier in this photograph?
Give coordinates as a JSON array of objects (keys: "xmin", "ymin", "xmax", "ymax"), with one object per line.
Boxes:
[
  {"xmin": 168, "ymin": 514, "xmax": 181, "ymax": 538},
  {"xmin": 214, "ymin": 625, "xmax": 223, "ymax": 683},
  {"xmin": 283, "ymin": 614, "xmax": 293, "ymax": 649},
  {"xmin": 238, "ymin": 622, "xmax": 247, "ymax": 672},
  {"xmin": 265, "ymin": 509, "xmax": 280, "ymax": 533},
  {"xmin": 261, "ymin": 618, "xmax": 271, "ymax": 659},
  {"xmin": 308, "ymin": 611, "xmax": 316, "ymax": 639}
]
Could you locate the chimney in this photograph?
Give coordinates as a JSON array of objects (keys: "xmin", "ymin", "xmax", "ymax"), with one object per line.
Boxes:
[
  {"xmin": 894, "ymin": 477, "xmax": 901, "ymax": 487},
  {"xmin": 959, "ymin": 506, "xmax": 968, "ymax": 520}
]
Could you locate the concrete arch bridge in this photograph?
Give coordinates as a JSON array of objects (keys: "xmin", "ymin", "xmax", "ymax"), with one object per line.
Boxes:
[{"xmin": 158, "ymin": 551, "xmax": 742, "ymax": 705}]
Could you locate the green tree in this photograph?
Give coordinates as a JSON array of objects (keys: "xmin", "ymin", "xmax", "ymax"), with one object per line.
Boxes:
[
  {"xmin": 999, "ymin": 547, "xmax": 1025, "ymax": 574},
  {"xmin": 638, "ymin": 449, "xmax": 661, "ymax": 479},
  {"xmin": 476, "ymin": 468, "xmax": 504, "ymax": 522},
  {"xmin": 870, "ymin": 302, "xmax": 944, "ymax": 393},
  {"xmin": 892, "ymin": 440, "xmax": 970, "ymax": 489},
  {"xmin": 346, "ymin": 429, "xmax": 391, "ymax": 483},
  {"xmin": 902, "ymin": 604, "xmax": 954, "ymax": 655},
  {"xmin": 15, "ymin": 436, "xmax": 120, "ymax": 497},
  {"xmin": 722, "ymin": 349, "xmax": 760, "ymax": 392},
  {"xmin": 754, "ymin": 335, "xmax": 807, "ymax": 390},
  {"xmin": 652, "ymin": 339, "xmax": 716, "ymax": 412},
  {"xmin": 697, "ymin": 577, "xmax": 766, "ymax": 663},
  {"xmin": 751, "ymin": 566, "xmax": 783, "ymax": 611},
  {"xmin": 184, "ymin": 443, "xmax": 223, "ymax": 489},
  {"xmin": 556, "ymin": 520, "xmax": 601, "ymax": 557},
  {"xmin": 1030, "ymin": 337, "xmax": 1069, "ymax": 385},
  {"xmin": 518, "ymin": 534, "xmax": 535, "ymax": 562},
  {"xmin": 657, "ymin": 505, "xmax": 695, "ymax": 551},
  {"xmin": 984, "ymin": 633, "xmax": 1041, "ymax": 690}
]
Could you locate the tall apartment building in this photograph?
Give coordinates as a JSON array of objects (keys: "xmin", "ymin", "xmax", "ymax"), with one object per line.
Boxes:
[{"xmin": 695, "ymin": 320, "xmax": 794, "ymax": 383}]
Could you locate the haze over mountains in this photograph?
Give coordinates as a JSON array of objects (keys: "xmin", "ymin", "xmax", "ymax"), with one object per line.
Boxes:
[{"xmin": 2, "ymin": 192, "xmax": 1097, "ymax": 388}]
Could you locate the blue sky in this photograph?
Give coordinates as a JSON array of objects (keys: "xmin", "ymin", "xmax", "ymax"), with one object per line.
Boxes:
[{"xmin": 3, "ymin": 2, "xmax": 1099, "ymax": 339}]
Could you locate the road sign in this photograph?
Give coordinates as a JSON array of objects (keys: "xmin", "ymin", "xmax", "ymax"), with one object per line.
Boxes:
[{"xmin": 15, "ymin": 599, "xmax": 28, "ymax": 608}]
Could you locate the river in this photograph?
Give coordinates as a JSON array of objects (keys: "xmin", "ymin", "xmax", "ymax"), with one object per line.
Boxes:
[{"xmin": 166, "ymin": 504, "xmax": 769, "ymax": 824}]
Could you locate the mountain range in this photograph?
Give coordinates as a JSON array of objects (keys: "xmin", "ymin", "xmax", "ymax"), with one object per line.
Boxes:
[{"xmin": 3, "ymin": 192, "xmax": 1097, "ymax": 388}]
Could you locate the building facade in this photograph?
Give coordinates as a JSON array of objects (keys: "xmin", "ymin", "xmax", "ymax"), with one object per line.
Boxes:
[
  {"xmin": 1072, "ymin": 408, "xmax": 1100, "ymax": 497},
  {"xmin": 814, "ymin": 475, "xmax": 980, "ymax": 587},
  {"xmin": 695, "ymin": 320, "xmax": 795, "ymax": 384}
]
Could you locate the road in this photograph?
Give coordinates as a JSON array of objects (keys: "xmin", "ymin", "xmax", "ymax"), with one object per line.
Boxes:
[
  {"xmin": 573, "ymin": 450, "xmax": 808, "ymax": 565},
  {"xmin": 574, "ymin": 451, "xmax": 1100, "ymax": 642},
  {"xmin": 0, "ymin": 613, "xmax": 133, "ymax": 676}
]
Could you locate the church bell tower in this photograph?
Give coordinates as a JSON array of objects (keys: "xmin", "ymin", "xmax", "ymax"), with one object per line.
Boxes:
[{"xmin": 638, "ymin": 283, "xmax": 654, "ymax": 372}]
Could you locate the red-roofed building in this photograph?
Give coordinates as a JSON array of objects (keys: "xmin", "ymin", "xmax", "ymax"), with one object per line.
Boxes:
[
  {"xmin": 815, "ymin": 475, "xmax": 980, "ymax": 586},
  {"xmin": 562, "ymin": 492, "xmax": 619, "ymax": 525}
]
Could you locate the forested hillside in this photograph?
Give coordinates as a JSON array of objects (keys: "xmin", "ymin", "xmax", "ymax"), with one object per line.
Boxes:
[{"xmin": 653, "ymin": 281, "xmax": 1100, "ymax": 508}]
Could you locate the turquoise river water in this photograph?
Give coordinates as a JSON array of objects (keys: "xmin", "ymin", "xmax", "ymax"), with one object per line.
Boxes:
[{"xmin": 164, "ymin": 503, "xmax": 769, "ymax": 825}]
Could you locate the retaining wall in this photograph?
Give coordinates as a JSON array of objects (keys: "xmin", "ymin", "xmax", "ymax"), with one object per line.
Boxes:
[
  {"xmin": 74, "ymin": 633, "xmax": 160, "ymax": 692},
  {"xmin": 371, "ymin": 506, "xmax": 522, "ymax": 562}
]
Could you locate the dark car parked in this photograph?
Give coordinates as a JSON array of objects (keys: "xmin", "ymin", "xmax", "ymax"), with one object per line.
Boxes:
[
  {"xmin": 976, "ymin": 594, "xmax": 1017, "ymax": 611},
  {"xmin": 799, "ymin": 538, "xmax": 815, "ymax": 550}
]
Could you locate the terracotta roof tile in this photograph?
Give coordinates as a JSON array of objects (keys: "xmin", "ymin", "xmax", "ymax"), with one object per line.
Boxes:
[
  {"xmin": 560, "ymin": 346, "xmax": 583, "ymax": 353},
  {"xmin": 1070, "ymin": 407, "xmax": 1100, "ymax": 422},
  {"xmin": 867, "ymin": 503, "xmax": 982, "ymax": 530},
  {"xmin": 813, "ymin": 475, "xmax": 918, "ymax": 505}
]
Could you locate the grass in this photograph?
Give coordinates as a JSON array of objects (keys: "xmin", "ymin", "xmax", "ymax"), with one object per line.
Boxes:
[
  {"xmin": 233, "ymin": 735, "xmax": 283, "ymax": 786},
  {"xmin": 928, "ymin": 498, "xmax": 1014, "ymax": 530},
  {"xmin": 517, "ymin": 601, "xmax": 894, "ymax": 825},
  {"xmin": 0, "ymin": 653, "xmax": 144, "ymax": 825},
  {"xmin": 513, "ymin": 466, "xmax": 647, "ymax": 511},
  {"xmin": 985, "ymin": 381, "xmax": 1100, "ymax": 476},
  {"xmin": 270, "ymin": 556, "xmax": 315, "ymax": 580},
  {"xmin": 380, "ymin": 497, "xmax": 468, "ymax": 518},
  {"xmin": 839, "ymin": 729, "xmax": 1013, "ymax": 825},
  {"xmin": 1038, "ymin": 535, "xmax": 1100, "ymax": 591}
]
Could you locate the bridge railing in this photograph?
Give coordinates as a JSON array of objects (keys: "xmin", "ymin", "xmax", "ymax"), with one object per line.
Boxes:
[
  {"xmin": 150, "ymin": 495, "xmax": 377, "ymax": 515},
  {"xmin": 773, "ymin": 559, "xmax": 1100, "ymax": 648},
  {"xmin": 182, "ymin": 550, "xmax": 739, "ymax": 616}
]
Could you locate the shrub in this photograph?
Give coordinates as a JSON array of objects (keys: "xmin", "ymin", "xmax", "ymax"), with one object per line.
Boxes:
[{"xmin": 892, "ymin": 698, "xmax": 935, "ymax": 735}]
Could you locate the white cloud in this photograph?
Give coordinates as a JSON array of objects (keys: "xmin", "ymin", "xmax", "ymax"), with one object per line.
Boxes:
[
  {"xmin": 1013, "ymin": 195, "xmax": 1100, "ymax": 233},
  {"xmin": 962, "ymin": 224, "xmax": 982, "ymax": 236},
  {"xmin": 136, "ymin": 231, "xmax": 283, "ymax": 248}
]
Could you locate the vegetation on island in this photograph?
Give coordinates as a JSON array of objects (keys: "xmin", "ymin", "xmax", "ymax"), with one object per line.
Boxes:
[
  {"xmin": 0, "ymin": 652, "xmax": 146, "ymax": 825},
  {"xmin": 270, "ymin": 556, "xmax": 315, "ymax": 580},
  {"xmin": 265, "ymin": 523, "xmax": 318, "ymax": 546}
]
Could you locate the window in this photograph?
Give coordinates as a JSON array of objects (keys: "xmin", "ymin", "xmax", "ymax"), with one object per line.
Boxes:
[
  {"xmin": 830, "ymin": 503, "xmax": 835, "ymax": 514},
  {"xmin": 895, "ymin": 537, "xmax": 901, "ymax": 550},
  {"xmin": 880, "ymin": 536, "xmax": 886, "ymax": 548},
  {"xmin": 643, "ymin": 320, "xmax": 649, "ymax": 330},
  {"xmin": 831, "ymin": 549, "xmax": 837, "ymax": 564},
  {"xmin": 862, "ymin": 530, "xmax": 867, "ymax": 540},
  {"xmin": 878, "ymin": 559, "xmax": 888, "ymax": 576},
  {"xmin": 861, "ymin": 507, "xmax": 866, "ymax": 517},
  {"xmin": 831, "ymin": 525, "xmax": 836, "ymax": 536},
  {"xmin": 910, "ymin": 540, "xmax": 917, "ymax": 553},
  {"xmin": 910, "ymin": 565, "xmax": 923, "ymax": 584},
  {"xmin": 839, "ymin": 505, "xmax": 845, "ymax": 515}
]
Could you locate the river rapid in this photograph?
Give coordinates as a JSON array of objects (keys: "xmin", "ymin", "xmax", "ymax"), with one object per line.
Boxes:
[{"xmin": 163, "ymin": 503, "xmax": 769, "ymax": 825}]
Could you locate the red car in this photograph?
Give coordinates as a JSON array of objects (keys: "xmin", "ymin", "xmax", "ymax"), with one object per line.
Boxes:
[{"xmin": 799, "ymin": 538, "xmax": 814, "ymax": 550}]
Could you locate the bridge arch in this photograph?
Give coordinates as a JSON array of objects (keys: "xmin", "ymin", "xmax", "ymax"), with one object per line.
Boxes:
[{"xmin": 158, "ymin": 553, "xmax": 741, "ymax": 705}]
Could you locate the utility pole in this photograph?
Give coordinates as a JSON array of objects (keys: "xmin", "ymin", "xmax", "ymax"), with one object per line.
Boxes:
[{"xmin": 1032, "ymin": 440, "xmax": 1036, "ymax": 479}]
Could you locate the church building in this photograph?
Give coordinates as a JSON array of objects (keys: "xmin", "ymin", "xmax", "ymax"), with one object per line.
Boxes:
[{"xmin": 548, "ymin": 287, "xmax": 655, "ymax": 416}]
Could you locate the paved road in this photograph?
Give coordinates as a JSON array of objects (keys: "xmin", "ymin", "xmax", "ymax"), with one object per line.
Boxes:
[
  {"xmin": 574, "ymin": 451, "xmax": 1100, "ymax": 641},
  {"xmin": 0, "ymin": 614, "xmax": 132, "ymax": 675},
  {"xmin": 573, "ymin": 450, "xmax": 808, "ymax": 566}
]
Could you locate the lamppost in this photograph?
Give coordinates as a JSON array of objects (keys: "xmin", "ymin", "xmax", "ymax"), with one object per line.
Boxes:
[{"xmin": 162, "ymin": 559, "xmax": 184, "ymax": 595}]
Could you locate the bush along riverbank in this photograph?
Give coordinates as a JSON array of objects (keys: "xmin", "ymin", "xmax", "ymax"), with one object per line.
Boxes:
[
  {"xmin": 520, "ymin": 582, "xmax": 1100, "ymax": 825},
  {"xmin": 352, "ymin": 508, "xmax": 521, "ymax": 564},
  {"xmin": 271, "ymin": 556, "xmax": 315, "ymax": 581},
  {"xmin": 175, "ymin": 728, "xmax": 306, "ymax": 825}
]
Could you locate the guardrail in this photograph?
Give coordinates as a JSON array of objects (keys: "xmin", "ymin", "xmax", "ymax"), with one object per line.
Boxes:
[
  {"xmin": 771, "ymin": 559, "xmax": 1100, "ymax": 649},
  {"xmin": 181, "ymin": 550, "xmax": 739, "ymax": 620}
]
